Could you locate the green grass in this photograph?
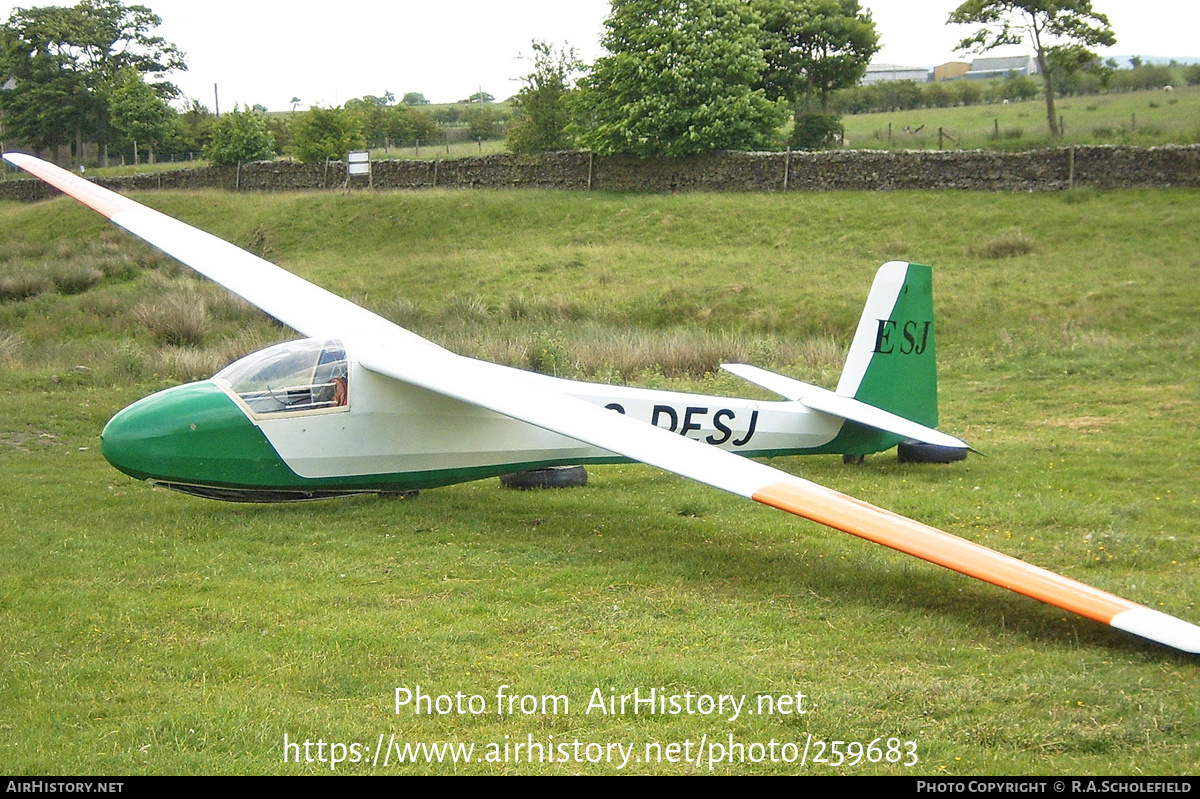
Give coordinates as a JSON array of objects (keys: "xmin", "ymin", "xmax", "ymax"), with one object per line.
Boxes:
[
  {"xmin": 0, "ymin": 189, "xmax": 1198, "ymax": 774},
  {"xmin": 842, "ymin": 86, "xmax": 1200, "ymax": 150}
]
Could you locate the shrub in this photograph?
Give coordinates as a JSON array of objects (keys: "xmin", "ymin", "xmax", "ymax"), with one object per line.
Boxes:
[
  {"xmin": 792, "ymin": 112, "xmax": 844, "ymax": 150},
  {"xmin": 204, "ymin": 106, "xmax": 276, "ymax": 166},
  {"xmin": 51, "ymin": 266, "xmax": 105, "ymax": 295},
  {"xmin": 0, "ymin": 272, "xmax": 51, "ymax": 301},
  {"xmin": 288, "ymin": 106, "xmax": 365, "ymax": 163},
  {"xmin": 135, "ymin": 290, "xmax": 210, "ymax": 346}
]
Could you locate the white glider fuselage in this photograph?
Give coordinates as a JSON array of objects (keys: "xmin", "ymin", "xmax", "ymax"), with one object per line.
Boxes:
[{"xmin": 247, "ymin": 359, "xmax": 844, "ymax": 482}]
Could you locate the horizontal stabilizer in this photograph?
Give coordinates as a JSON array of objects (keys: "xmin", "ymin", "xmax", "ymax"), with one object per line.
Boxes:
[{"xmin": 722, "ymin": 363, "xmax": 968, "ymax": 451}]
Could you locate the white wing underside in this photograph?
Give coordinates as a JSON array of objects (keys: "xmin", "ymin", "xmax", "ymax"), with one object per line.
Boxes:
[{"xmin": 7, "ymin": 151, "xmax": 1197, "ymax": 655}]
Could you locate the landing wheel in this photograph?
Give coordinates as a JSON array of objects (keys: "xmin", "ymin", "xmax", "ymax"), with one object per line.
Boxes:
[
  {"xmin": 500, "ymin": 465, "xmax": 588, "ymax": 490},
  {"xmin": 842, "ymin": 454, "xmax": 865, "ymax": 465},
  {"xmin": 896, "ymin": 440, "xmax": 968, "ymax": 464}
]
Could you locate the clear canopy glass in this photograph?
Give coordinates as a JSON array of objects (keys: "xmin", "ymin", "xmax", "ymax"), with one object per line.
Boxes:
[{"xmin": 215, "ymin": 338, "xmax": 348, "ymax": 415}]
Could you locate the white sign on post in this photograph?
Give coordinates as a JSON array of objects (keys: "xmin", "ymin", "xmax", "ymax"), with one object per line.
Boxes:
[{"xmin": 347, "ymin": 151, "xmax": 370, "ymax": 176}]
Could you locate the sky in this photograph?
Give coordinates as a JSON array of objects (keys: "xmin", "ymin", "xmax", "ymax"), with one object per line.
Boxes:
[{"xmin": 0, "ymin": 0, "xmax": 1196, "ymax": 112}]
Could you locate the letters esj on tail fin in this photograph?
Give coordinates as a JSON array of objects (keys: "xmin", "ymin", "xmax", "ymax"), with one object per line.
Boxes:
[{"xmin": 836, "ymin": 261, "xmax": 939, "ymax": 429}]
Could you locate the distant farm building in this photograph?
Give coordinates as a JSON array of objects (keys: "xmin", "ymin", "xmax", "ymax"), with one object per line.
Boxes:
[
  {"xmin": 861, "ymin": 64, "xmax": 931, "ymax": 85},
  {"xmin": 965, "ymin": 55, "xmax": 1039, "ymax": 80},
  {"xmin": 933, "ymin": 62, "xmax": 970, "ymax": 82}
]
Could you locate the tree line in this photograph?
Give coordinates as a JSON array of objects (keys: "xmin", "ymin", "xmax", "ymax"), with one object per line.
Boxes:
[
  {"xmin": 0, "ymin": 0, "xmax": 517, "ymax": 166},
  {"xmin": 1, "ymin": 0, "xmax": 1164, "ymax": 166}
]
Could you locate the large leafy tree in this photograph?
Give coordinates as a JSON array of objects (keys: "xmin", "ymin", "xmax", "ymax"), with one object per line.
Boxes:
[
  {"xmin": 753, "ymin": 0, "xmax": 878, "ymax": 149},
  {"xmin": 949, "ymin": 0, "xmax": 1115, "ymax": 138},
  {"xmin": 0, "ymin": 0, "xmax": 185, "ymax": 161},
  {"xmin": 506, "ymin": 40, "xmax": 582, "ymax": 154},
  {"xmin": 575, "ymin": 0, "xmax": 785, "ymax": 158}
]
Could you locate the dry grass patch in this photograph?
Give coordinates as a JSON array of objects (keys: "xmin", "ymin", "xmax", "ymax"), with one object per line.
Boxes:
[
  {"xmin": 972, "ymin": 228, "xmax": 1035, "ymax": 259},
  {"xmin": 135, "ymin": 288, "xmax": 211, "ymax": 347},
  {"xmin": 1033, "ymin": 416, "xmax": 1120, "ymax": 432}
]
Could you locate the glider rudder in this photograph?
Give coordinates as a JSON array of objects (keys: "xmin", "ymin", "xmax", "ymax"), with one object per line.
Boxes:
[{"xmin": 836, "ymin": 262, "xmax": 939, "ymax": 429}]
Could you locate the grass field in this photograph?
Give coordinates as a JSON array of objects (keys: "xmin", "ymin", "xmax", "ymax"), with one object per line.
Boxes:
[
  {"xmin": 841, "ymin": 85, "xmax": 1200, "ymax": 151},
  {"xmin": 0, "ymin": 187, "xmax": 1198, "ymax": 774},
  {"xmin": 370, "ymin": 137, "xmax": 509, "ymax": 161}
]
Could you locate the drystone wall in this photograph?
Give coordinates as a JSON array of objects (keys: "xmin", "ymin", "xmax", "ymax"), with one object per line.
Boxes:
[{"xmin": 2, "ymin": 145, "xmax": 1198, "ymax": 201}]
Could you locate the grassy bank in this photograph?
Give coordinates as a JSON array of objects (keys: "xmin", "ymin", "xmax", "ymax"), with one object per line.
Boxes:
[{"xmin": 0, "ymin": 188, "xmax": 1197, "ymax": 774}]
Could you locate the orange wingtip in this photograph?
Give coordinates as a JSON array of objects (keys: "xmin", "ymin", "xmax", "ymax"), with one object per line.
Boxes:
[
  {"xmin": 6, "ymin": 153, "xmax": 140, "ymax": 219},
  {"xmin": 752, "ymin": 481, "xmax": 1136, "ymax": 625}
]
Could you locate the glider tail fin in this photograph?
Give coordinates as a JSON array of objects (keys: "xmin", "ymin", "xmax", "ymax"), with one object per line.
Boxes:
[{"xmin": 836, "ymin": 261, "xmax": 940, "ymax": 429}]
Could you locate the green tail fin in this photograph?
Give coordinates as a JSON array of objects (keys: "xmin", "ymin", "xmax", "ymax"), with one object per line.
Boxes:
[{"xmin": 835, "ymin": 262, "xmax": 939, "ymax": 429}]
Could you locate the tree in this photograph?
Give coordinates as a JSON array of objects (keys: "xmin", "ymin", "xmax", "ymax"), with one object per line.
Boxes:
[
  {"xmin": 401, "ymin": 92, "xmax": 428, "ymax": 105},
  {"xmin": 949, "ymin": 0, "xmax": 1115, "ymax": 138},
  {"xmin": 575, "ymin": 0, "xmax": 785, "ymax": 158},
  {"xmin": 754, "ymin": 0, "xmax": 878, "ymax": 148},
  {"xmin": 1045, "ymin": 42, "xmax": 1106, "ymax": 96},
  {"xmin": 506, "ymin": 40, "xmax": 582, "ymax": 153},
  {"xmin": 107, "ymin": 67, "xmax": 174, "ymax": 162},
  {"xmin": 288, "ymin": 106, "xmax": 365, "ymax": 163},
  {"xmin": 175, "ymin": 97, "xmax": 213, "ymax": 154},
  {"xmin": 384, "ymin": 104, "xmax": 440, "ymax": 146},
  {"xmin": 0, "ymin": 0, "xmax": 186, "ymax": 161},
  {"xmin": 203, "ymin": 105, "xmax": 275, "ymax": 166},
  {"xmin": 346, "ymin": 94, "xmax": 441, "ymax": 148},
  {"xmin": 345, "ymin": 94, "xmax": 390, "ymax": 147},
  {"xmin": 463, "ymin": 104, "xmax": 502, "ymax": 141}
]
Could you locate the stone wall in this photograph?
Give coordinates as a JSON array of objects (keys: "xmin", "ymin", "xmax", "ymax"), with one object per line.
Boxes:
[{"xmin": 2, "ymin": 145, "xmax": 1197, "ymax": 201}]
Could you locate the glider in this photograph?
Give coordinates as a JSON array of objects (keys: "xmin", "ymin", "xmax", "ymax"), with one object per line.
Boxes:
[{"xmin": 6, "ymin": 151, "xmax": 1198, "ymax": 655}]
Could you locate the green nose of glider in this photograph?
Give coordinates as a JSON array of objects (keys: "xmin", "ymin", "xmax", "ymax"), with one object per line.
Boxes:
[{"xmin": 101, "ymin": 381, "xmax": 287, "ymax": 488}]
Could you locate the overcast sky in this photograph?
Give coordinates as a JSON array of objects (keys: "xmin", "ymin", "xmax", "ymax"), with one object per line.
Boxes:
[{"xmin": 1, "ymin": 0, "xmax": 1195, "ymax": 111}]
